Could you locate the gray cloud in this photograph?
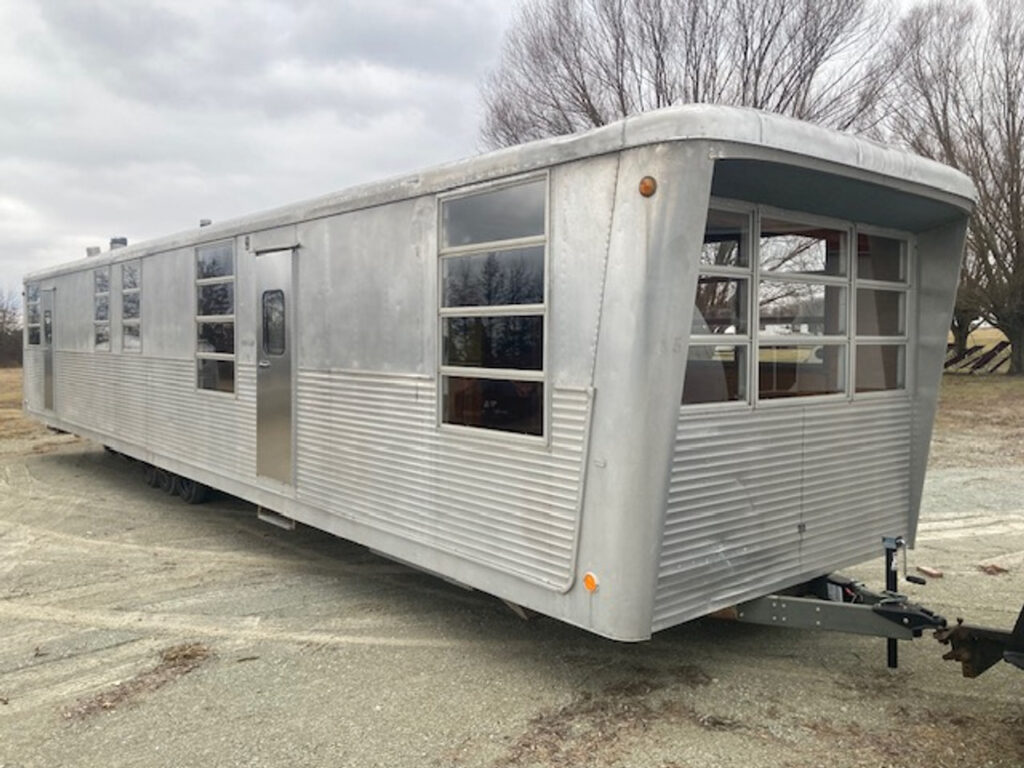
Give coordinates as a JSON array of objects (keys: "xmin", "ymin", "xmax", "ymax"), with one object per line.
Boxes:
[{"xmin": 0, "ymin": 0, "xmax": 513, "ymax": 293}]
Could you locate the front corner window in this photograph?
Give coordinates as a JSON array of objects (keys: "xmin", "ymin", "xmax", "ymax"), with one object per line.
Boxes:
[{"xmin": 25, "ymin": 284, "xmax": 41, "ymax": 346}]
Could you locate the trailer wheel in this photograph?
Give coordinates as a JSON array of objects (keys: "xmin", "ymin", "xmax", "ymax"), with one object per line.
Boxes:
[
  {"xmin": 174, "ymin": 476, "xmax": 210, "ymax": 505},
  {"xmin": 157, "ymin": 470, "xmax": 176, "ymax": 494},
  {"xmin": 143, "ymin": 464, "xmax": 160, "ymax": 488}
]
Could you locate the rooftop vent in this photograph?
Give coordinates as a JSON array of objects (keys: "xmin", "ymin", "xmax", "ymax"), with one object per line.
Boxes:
[
  {"xmin": 110, "ymin": 237, "xmax": 128, "ymax": 250},
  {"xmin": 86, "ymin": 246, "xmax": 101, "ymax": 258},
  {"xmin": 199, "ymin": 219, "xmax": 212, "ymax": 227}
]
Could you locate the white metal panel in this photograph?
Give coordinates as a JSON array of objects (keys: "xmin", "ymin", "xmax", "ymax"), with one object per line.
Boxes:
[
  {"xmin": 294, "ymin": 370, "xmax": 590, "ymax": 590},
  {"xmin": 52, "ymin": 352, "xmax": 257, "ymax": 478},
  {"xmin": 653, "ymin": 399, "xmax": 911, "ymax": 631}
]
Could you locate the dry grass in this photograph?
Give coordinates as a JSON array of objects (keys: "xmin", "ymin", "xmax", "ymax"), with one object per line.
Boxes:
[
  {"xmin": 0, "ymin": 367, "xmax": 47, "ymax": 440},
  {"xmin": 931, "ymin": 374, "xmax": 1024, "ymax": 468}
]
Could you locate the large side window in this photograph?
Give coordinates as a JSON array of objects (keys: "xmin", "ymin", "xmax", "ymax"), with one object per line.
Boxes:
[
  {"xmin": 25, "ymin": 283, "xmax": 41, "ymax": 345},
  {"xmin": 94, "ymin": 267, "xmax": 111, "ymax": 351},
  {"xmin": 439, "ymin": 177, "xmax": 546, "ymax": 436},
  {"xmin": 195, "ymin": 242, "xmax": 235, "ymax": 392},
  {"xmin": 121, "ymin": 261, "xmax": 142, "ymax": 353}
]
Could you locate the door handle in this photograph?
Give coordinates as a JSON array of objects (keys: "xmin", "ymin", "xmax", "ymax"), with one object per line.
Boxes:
[{"xmin": 258, "ymin": 360, "xmax": 271, "ymax": 369}]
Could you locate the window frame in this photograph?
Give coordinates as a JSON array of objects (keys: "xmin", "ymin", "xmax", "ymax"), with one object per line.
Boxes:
[
  {"xmin": 121, "ymin": 260, "xmax": 142, "ymax": 354},
  {"xmin": 93, "ymin": 266, "xmax": 111, "ymax": 352},
  {"xmin": 435, "ymin": 172, "xmax": 550, "ymax": 442},
  {"xmin": 25, "ymin": 283, "xmax": 41, "ymax": 346},
  {"xmin": 194, "ymin": 240, "xmax": 237, "ymax": 395},
  {"xmin": 682, "ymin": 198, "xmax": 914, "ymax": 411}
]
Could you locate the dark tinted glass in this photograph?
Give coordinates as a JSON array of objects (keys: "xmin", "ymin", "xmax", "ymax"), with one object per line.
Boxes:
[
  {"xmin": 28, "ymin": 327, "xmax": 40, "ymax": 345},
  {"xmin": 760, "ymin": 220, "xmax": 846, "ymax": 276},
  {"xmin": 197, "ymin": 322, "xmax": 234, "ymax": 354},
  {"xmin": 857, "ymin": 235, "xmax": 905, "ymax": 282},
  {"xmin": 262, "ymin": 290, "xmax": 285, "ymax": 355},
  {"xmin": 682, "ymin": 345, "xmax": 747, "ymax": 404},
  {"xmin": 693, "ymin": 277, "xmax": 747, "ymax": 334},
  {"xmin": 442, "ymin": 247, "xmax": 544, "ymax": 307},
  {"xmin": 122, "ymin": 262, "xmax": 141, "ymax": 290},
  {"xmin": 123, "ymin": 324, "xmax": 141, "ymax": 351},
  {"xmin": 196, "ymin": 243, "xmax": 234, "ymax": 278},
  {"xmin": 857, "ymin": 289, "xmax": 904, "ymax": 336},
  {"xmin": 197, "ymin": 359, "xmax": 234, "ymax": 392},
  {"xmin": 443, "ymin": 316, "xmax": 543, "ymax": 370},
  {"xmin": 198, "ymin": 283, "xmax": 234, "ymax": 316},
  {"xmin": 442, "ymin": 376, "xmax": 543, "ymax": 436},
  {"xmin": 122, "ymin": 291, "xmax": 140, "ymax": 319},
  {"xmin": 442, "ymin": 179, "xmax": 545, "ymax": 248},
  {"xmin": 43, "ymin": 311, "xmax": 52, "ymax": 345},
  {"xmin": 94, "ymin": 295, "xmax": 109, "ymax": 322},
  {"xmin": 856, "ymin": 344, "xmax": 905, "ymax": 391},
  {"xmin": 701, "ymin": 209, "xmax": 748, "ymax": 267},
  {"xmin": 758, "ymin": 345, "xmax": 845, "ymax": 399},
  {"xmin": 94, "ymin": 269, "xmax": 110, "ymax": 293}
]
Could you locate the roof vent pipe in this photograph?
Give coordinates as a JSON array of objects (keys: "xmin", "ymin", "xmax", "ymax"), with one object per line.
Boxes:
[
  {"xmin": 110, "ymin": 237, "xmax": 128, "ymax": 250},
  {"xmin": 86, "ymin": 246, "xmax": 101, "ymax": 258},
  {"xmin": 199, "ymin": 219, "xmax": 212, "ymax": 227}
]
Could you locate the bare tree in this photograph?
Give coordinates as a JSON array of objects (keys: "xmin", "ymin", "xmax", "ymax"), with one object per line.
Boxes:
[
  {"xmin": 888, "ymin": 0, "xmax": 1024, "ymax": 373},
  {"xmin": 0, "ymin": 288, "xmax": 23, "ymax": 368},
  {"xmin": 481, "ymin": 0, "xmax": 891, "ymax": 148}
]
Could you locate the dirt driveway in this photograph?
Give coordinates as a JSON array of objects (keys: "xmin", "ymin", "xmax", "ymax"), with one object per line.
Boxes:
[{"xmin": 1, "ymin": 368, "xmax": 1022, "ymax": 768}]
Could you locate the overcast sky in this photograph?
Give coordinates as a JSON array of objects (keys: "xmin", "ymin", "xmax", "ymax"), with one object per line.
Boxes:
[{"xmin": 0, "ymin": 0, "xmax": 515, "ymax": 297}]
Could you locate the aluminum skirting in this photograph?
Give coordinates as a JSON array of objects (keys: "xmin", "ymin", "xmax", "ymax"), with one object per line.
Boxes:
[{"xmin": 653, "ymin": 398, "xmax": 911, "ymax": 631}]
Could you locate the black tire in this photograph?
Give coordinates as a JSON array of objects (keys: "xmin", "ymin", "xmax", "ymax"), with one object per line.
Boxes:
[
  {"xmin": 143, "ymin": 464, "xmax": 160, "ymax": 488},
  {"xmin": 174, "ymin": 476, "xmax": 210, "ymax": 505},
  {"xmin": 157, "ymin": 469, "xmax": 176, "ymax": 494}
]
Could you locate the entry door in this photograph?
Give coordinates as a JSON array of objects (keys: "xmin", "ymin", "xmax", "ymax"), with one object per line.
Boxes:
[
  {"xmin": 41, "ymin": 289, "xmax": 55, "ymax": 411},
  {"xmin": 256, "ymin": 250, "xmax": 294, "ymax": 485}
]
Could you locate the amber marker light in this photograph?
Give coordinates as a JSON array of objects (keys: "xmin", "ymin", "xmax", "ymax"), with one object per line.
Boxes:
[
  {"xmin": 583, "ymin": 571, "xmax": 599, "ymax": 593},
  {"xmin": 638, "ymin": 176, "xmax": 657, "ymax": 197}
]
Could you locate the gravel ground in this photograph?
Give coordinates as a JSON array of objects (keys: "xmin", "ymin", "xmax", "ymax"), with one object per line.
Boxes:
[{"xmin": 0, "ymin": 369, "xmax": 1022, "ymax": 768}]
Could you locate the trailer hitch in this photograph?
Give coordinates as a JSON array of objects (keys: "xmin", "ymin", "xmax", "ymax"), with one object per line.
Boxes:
[{"xmin": 935, "ymin": 604, "xmax": 1024, "ymax": 678}]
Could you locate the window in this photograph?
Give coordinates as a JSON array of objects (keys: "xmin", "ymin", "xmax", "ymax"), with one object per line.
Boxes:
[
  {"xmin": 262, "ymin": 290, "xmax": 285, "ymax": 355},
  {"xmin": 439, "ymin": 178, "xmax": 546, "ymax": 436},
  {"xmin": 683, "ymin": 205, "xmax": 910, "ymax": 405},
  {"xmin": 196, "ymin": 242, "xmax": 235, "ymax": 392},
  {"xmin": 94, "ymin": 267, "xmax": 111, "ymax": 351},
  {"xmin": 121, "ymin": 261, "xmax": 141, "ymax": 352},
  {"xmin": 25, "ymin": 284, "xmax": 41, "ymax": 345}
]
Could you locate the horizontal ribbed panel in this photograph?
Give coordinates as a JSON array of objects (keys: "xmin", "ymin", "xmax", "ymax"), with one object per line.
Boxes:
[
  {"xmin": 53, "ymin": 352, "xmax": 256, "ymax": 478},
  {"xmin": 295, "ymin": 370, "xmax": 589, "ymax": 589},
  {"xmin": 23, "ymin": 349, "xmax": 44, "ymax": 410},
  {"xmin": 654, "ymin": 399, "xmax": 911, "ymax": 630}
]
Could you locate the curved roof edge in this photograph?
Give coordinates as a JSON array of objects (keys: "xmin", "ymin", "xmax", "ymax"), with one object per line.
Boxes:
[{"xmin": 27, "ymin": 104, "xmax": 976, "ymax": 281}]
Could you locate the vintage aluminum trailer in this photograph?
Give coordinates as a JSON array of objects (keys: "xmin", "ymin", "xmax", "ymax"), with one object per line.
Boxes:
[{"xmin": 22, "ymin": 105, "xmax": 982, "ymax": 648}]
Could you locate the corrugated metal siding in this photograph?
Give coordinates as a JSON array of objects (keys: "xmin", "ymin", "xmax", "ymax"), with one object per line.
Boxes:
[
  {"xmin": 54, "ymin": 352, "xmax": 256, "ymax": 478},
  {"xmin": 295, "ymin": 370, "xmax": 590, "ymax": 590},
  {"xmin": 23, "ymin": 349, "xmax": 44, "ymax": 410},
  {"xmin": 653, "ymin": 399, "xmax": 911, "ymax": 631}
]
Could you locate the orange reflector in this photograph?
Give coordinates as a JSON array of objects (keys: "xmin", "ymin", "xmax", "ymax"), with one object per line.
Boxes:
[
  {"xmin": 583, "ymin": 571, "xmax": 599, "ymax": 593},
  {"xmin": 638, "ymin": 176, "xmax": 657, "ymax": 197}
]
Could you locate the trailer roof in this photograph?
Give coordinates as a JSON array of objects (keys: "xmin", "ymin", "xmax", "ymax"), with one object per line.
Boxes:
[{"xmin": 27, "ymin": 104, "xmax": 976, "ymax": 280}]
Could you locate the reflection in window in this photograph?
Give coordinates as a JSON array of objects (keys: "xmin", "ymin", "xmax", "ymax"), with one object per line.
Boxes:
[
  {"xmin": 196, "ymin": 242, "xmax": 235, "ymax": 392},
  {"xmin": 25, "ymin": 283, "xmax": 41, "ymax": 346},
  {"xmin": 442, "ymin": 247, "xmax": 543, "ymax": 307},
  {"xmin": 693, "ymin": 277, "xmax": 747, "ymax": 335},
  {"xmin": 442, "ymin": 377, "xmax": 543, "ymax": 436},
  {"xmin": 123, "ymin": 324, "xmax": 141, "ymax": 351},
  {"xmin": 760, "ymin": 220, "xmax": 846, "ymax": 276},
  {"xmin": 759, "ymin": 282, "xmax": 846, "ymax": 335},
  {"xmin": 759, "ymin": 345, "xmax": 845, "ymax": 399},
  {"xmin": 682, "ymin": 345, "xmax": 747, "ymax": 404},
  {"xmin": 94, "ymin": 267, "xmax": 111, "ymax": 351},
  {"xmin": 443, "ymin": 316, "xmax": 543, "ymax": 370},
  {"xmin": 121, "ymin": 261, "xmax": 142, "ymax": 353},
  {"xmin": 262, "ymin": 290, "xmax": 285, "ymax": 355},
  {"xmin": 442, "ymin": 179, "xmax": 545, "ymax": 248},
  {"xmin": 439, "ymin": 178, "xmax": 547, "ymax": 435},
  {"xmin": 701, "ymin": 209, "xmax": 748, "ymax": 267},
  {"xmin": 856, "ymin": 345, "xmax": 905, "ymax": 392}
]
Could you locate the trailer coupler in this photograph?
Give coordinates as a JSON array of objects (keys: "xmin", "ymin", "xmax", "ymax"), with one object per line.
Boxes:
[{"xmin": 935, "ymin": 605, "xmax": 1024, "ymax": 678}]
